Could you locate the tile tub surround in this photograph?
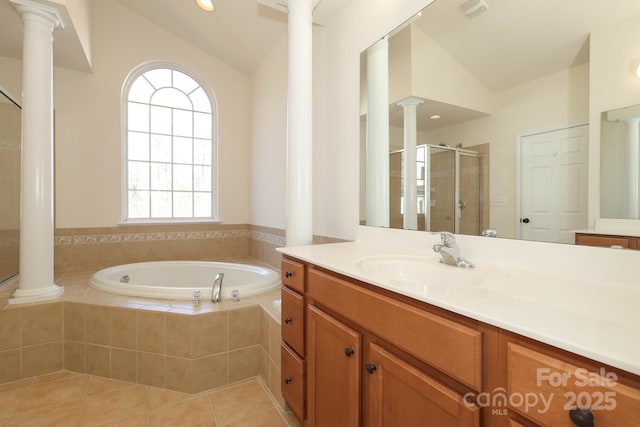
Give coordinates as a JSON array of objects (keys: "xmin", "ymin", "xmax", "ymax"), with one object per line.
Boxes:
[
  {"xmin": 54, "ymin": 224, "xmax": 254, "ymax": 274},
  {"xmin": 0, "ymin": 269, "xmax": 288, "ymax": 413},
  {"xmin": 53, "ymin": 223, "xmax": 348, "ymax": 274},
  {"xmin": 0, "ymin": 372, "xmax": 301, "ymax": 426}
]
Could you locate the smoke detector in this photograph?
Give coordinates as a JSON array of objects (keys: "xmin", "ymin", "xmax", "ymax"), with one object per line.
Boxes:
[{"xmin": 459, "ymin": 0, "xmax": 489, "ymax": 18}]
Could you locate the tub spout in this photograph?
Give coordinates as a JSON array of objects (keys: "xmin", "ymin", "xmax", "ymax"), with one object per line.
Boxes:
[{"xmin": 211, "ymin": 273, "xmax": 224, "ymax": 303}]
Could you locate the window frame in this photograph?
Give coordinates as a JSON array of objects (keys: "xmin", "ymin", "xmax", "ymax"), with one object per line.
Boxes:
[{"xmin": 120, "ymin": 62, "xmax": 219, "ymax": 224}]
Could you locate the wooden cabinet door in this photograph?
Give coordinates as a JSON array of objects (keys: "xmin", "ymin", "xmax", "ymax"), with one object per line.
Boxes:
[
  {"xmin": 307, "ymin": 304, "xmax": 361, "ymax": 427},
  {"xmin": 364, "ymin": 342, "xmax": 479, "ymax": 427},
  {"xmin": 281, "ymin": 285, "xmax": 305, "ymax": 356}
]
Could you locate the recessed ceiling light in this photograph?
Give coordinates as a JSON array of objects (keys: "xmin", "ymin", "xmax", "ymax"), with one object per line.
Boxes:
[
  {"xmin": 196, "ymin": 0, "xmax": 214, "ymax": 12},
  {"xmin": 430, "ymin": 114, "xmax": 441, "ymax": 120}
]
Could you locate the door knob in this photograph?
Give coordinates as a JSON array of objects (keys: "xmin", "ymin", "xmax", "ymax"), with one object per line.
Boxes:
[
  {"xmin": 365, "ymin": 363, "xmax": 377, "ymax": 374},
  {"xmin": 521, "ymin": 218, "xmax": 530, "ymax": 224},
  {"xmin": 344, "ymin": 347, "xmax": 355, "ymax": 357},
  {"xmin": 284, "ymin": 376, "xmax": 292, "ymax": 384},
  {"xmin": 284, "ymin": 316, "xmax": 292, "ymax": 324},
  {"xmin": 285, "ymin": 271, "xmax": 293, "ymax": 278}
]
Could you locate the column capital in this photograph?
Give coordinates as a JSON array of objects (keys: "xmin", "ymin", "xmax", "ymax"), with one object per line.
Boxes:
[
  {"xmin": 396, "ymin": 96, "xmax": 424, "ymax": 109},
  {"xmin": 10, "ymin": 0, "xmax": 65, "ymax": 29},
  {"xmin": 257, "ymin": 0, "xmax": 322, "ymax": 14}
]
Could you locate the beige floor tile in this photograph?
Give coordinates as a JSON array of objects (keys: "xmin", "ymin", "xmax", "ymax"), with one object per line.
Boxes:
[
  {"xmin": 32, "ymin": 370, "xmax": 80, "ymax": 384},
  {"xmin": 5, "ymin": 399, "xmax": 83, "ymax": 427},
  {"xmin": 86, "ymin": 376, "xmax": 135, "ymax": 396},
  {"xmin": 224, "ymin": 407, "xmax": 287, "ymax": 427},
  {"xmin": 281, "ymin": 410, "xmax": 303, "ymax": 427},
  {"xmin": 77, "ymin": 384, "xmax": 147, "ymax": 426},
  {"xmin": 147, "ymin": 394, "xmax": 216, "ymax": 426},
  {"xmin": 208, "ymin": 380, "xmax": 274, "ymax": 425},
  {"xmin": 101, "ymin": 412, "xmax": 147, "ymax": 426},
  {"xmin": 147, "ymin": 385, "xmax": 191, "ymax": 409},
  {"xmin": 15, "ymin": 375, "xmax": 90, "ymax": 414},
  {"xmin": 0, "ymin": 383, "xmax": 32, "ymax": 420},
  {"xmin": 0, "ymin": 378, "xmax": 33, "ymax": 393}
]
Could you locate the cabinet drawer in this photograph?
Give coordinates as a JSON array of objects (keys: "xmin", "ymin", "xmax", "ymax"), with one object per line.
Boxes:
[
  {"xmin": 281, "ymin": 286, "xmax": 305, "ymax": 356},
  {"xmin": 308, "ymin": 267, "xmax": 482, "ymax": 390},
  {"xmin": 281, "ymin": 342, "xmax": 305, "ymax": 422},
  {"xmin": 575, "ymin": 233, "xmax": 630, "ymax": 249},
  {"xmin": 281, "ymin": 258, "xmax": 305, "ymax": 293},
  {"xmin": 507, "ymin": 343, "xmax": 640, "ymax": 426}
]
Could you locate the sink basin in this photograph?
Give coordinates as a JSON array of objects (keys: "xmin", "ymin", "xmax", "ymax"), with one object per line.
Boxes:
[{"xmin": 354, "ymin": 255, "xmax": 482, "ymax": 291}]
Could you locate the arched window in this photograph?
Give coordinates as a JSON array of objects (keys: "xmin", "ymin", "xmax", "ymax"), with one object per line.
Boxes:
[{"xmin": 122, "ymin": 64, "xmax": 217, "ymax": 222}]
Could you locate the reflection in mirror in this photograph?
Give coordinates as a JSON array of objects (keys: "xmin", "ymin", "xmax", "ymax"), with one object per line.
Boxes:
[
  {"xmin": 359, "ymin": 0, "xmax": 640, "ymax": 244},
  {"xmin": 601, "ymin": 104, "xmax": 640, "ymax": 219},
  {"xmin": 0, "ymin": 87, "xmax": 20, "ymax": 283}
]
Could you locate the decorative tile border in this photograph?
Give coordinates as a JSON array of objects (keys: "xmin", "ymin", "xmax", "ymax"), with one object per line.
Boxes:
[
  {"xmin": 55, "ymin": 229, "xmax": 252, "ymax": 245},
  {"xmin": 250, "ymin": 231, "xmax": 286, "ymax": 246},
  {"xmin": 0, "ymin": 138, "xmax": 20, "ymax": 150},
  {"xmin": 0, "ymin": 237, "xmax": 19, "ymax": 248}
]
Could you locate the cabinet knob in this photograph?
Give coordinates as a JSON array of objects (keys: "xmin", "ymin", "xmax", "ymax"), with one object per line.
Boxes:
[
  {"xmin": 569, "ymin": 408, "xmax": 594, "ymax": 427},
  {"xmin": 284, "ymin": 316, "xmax": 292, "ymax": 324},
  {"xmin": 285, "ymin": 271, "xmax": 293, "ymax": 278},
  {"xmin": 344, "ymin": 347, "xmax": 355, "ymax": 357},
  {"xmin": 284, "ymin": 376, "xmax": 292, "ymax": 384},
  {"xmin": 365, "ymin": 363, "xmax": 377, "ymax": 374}
]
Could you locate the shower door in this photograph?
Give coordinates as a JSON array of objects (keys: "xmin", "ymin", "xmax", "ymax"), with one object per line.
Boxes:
[
  {"xmin": 389, "ymin": 145, "xmax": 483, "ymax": 235},
  {"xmin": 427, "ymin": 146, "xmax": 456, "ymax": 233},
  {"xmin": 458, "ymin": 152, "xmax": 483, "ymax": 236}
]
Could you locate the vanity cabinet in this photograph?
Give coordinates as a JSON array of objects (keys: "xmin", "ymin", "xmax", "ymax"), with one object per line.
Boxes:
[
  {"xmin": 280, "ymin": 258, "xmax": 306, "ymax": 421},
  {"xmin": 280, "ymin": 255, "xmax": 640, "ymax": 426},
  {"xmin": 575, "ymin": 233, "xmax": 639, "ymax": 250},
  {"xmin": 281, "ymin": 256, "xmax": 483, "ymax": 426}
]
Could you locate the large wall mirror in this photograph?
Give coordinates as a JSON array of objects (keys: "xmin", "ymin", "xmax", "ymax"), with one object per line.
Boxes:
[
  {"xmin": 0, "ymin": 87, "xmax": 20, "ymax": 284},
  {"xmin": 359, "ymin": 0, "xmax": 640, "ymax": 244},
  {"xmin": 601, "ymin": 104, "xmax": 640, "ymax": 220}
]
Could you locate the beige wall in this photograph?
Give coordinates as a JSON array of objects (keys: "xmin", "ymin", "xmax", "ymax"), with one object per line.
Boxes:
[
  {"xmin": 416, "ymin": 63, "xmax": 589, "ymax": 238},
  {"xmin": 250, "ymin": 38, "xmax": 288, "ymax": 230},
  {"xmin": 314, "ymin": 0, "xmax": 434, "ymax": 240},
  {"xmin": 409, "ymin": 24, "xmax": 494, "ymax": 114},
  {"xmin": 589, "ymin": 12, "xmax": 640, "ymax": 227},
  {"xmin": 0, "ymin": 1, "xmax": 252, "ymax": 228}
]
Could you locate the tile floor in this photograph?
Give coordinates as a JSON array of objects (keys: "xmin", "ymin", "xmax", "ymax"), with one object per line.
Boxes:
[{"xmin": 0, "ymin": 371, "xmax": 301, "ymax": 426}]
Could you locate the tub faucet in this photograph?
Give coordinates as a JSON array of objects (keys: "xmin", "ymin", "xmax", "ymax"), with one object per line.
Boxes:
[
  {"xmin": 432, "ymin": 232, "xmax": 474, "ymax": 268},
  {"xmin": 211, "ymin": 273, "xmax": 224, "ymax": 303}
]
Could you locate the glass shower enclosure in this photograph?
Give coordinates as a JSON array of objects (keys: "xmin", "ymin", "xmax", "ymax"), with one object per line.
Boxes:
[
  {"xmin": 390, "ymin": 144, "xmax": 484, "ymax": 235},
  {"xmin": 0, "ymin": 88, "xmax": 21, "ymax": 284}
]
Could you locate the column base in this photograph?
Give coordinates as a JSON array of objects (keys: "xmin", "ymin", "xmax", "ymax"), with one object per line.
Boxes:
[{"xmin": 9, "ymin": 284, "xmax": 64, "ymax": 305}]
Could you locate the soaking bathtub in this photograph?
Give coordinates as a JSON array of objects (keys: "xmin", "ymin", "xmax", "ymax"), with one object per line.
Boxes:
[{"xmin": 89, "ymin": 261, "xmax": 280, "ymax": 300}]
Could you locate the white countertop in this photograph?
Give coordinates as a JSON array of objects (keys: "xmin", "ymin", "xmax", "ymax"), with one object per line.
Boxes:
[{"xmin": 277, "ymin": 239, "xmax": 640, "ymax": 376}]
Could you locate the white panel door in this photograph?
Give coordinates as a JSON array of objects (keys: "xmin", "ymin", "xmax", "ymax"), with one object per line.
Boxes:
[{"xmin": 520, "ymin": 125, "xmax": 589, "ymax": 243}]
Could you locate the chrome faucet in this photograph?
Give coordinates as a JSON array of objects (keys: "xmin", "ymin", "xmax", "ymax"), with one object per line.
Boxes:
[
  {"xmin": 211, "ymin": 272, "xmax": 224, "ymax": 303},
  {"xmin": 432, "ymin": 232, "xmax": 474, "ymax": 268}
]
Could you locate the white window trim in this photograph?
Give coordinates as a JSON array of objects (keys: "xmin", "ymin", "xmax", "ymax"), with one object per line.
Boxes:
[{"xmin": 120, "ymin": 61, "xmax": 219, "ymax": 223}]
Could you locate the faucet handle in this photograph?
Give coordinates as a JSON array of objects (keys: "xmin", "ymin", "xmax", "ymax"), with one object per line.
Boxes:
[{"xmin": 431, "ymin": 231, "xmax": 457, "ymax": 247}]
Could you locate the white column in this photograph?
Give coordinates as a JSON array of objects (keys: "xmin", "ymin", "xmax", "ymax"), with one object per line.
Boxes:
[
  {"xmin": 365, "ymin": 37, "xmax": 390, "ymax": 227},
  {"xmin": 397, "ymin": 97, "xmax": 423, "ymax": 230},
  {"xmin": 623, "ymin": 117, "xmax": 640, "ymax": 219},
  {"xmin": 285, "ymin": 0, "xmax": 316, "ymax": 247},
  {"xmin": 10, "ymin": 0, "xmax": 64, "ymax": 304}
]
